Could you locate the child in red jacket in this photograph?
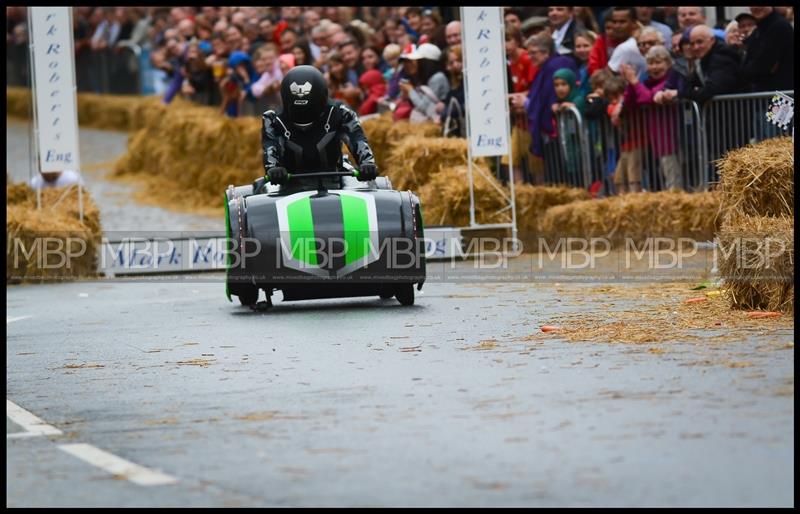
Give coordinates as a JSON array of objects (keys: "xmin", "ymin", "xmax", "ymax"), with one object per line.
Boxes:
[{"xmin": 357, "ymin": 69, "xmax": 388, "ymax": 116}]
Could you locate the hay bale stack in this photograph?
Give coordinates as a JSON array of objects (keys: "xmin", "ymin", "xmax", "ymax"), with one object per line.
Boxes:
[
  {"xmin": 715, "ymin": 136, "xmax": 794, "ymax": 313},
  {"xmin": 538, "ymin": 190, "xmax": 721, "ymax": 245},
  {"xmin": 113, "ymin": 104, "xmax": 264, "ymax": 210},
  {"xmin": 514, "ymin": 184, "xmax": 590, "ymax": 234},
  {"xmin": 716, "ymin": 214, "xmax": 794, "ymax": 313},
  {"xmin": 7, "ymin": 181, "xmax": 102, "ymax": 283},
  {"xmin": 385, "ymin": 136, "xmax": 476, "ymax": 191},
  {"xmin": 716, "ymin": 137, "xmax": 793, "ymax": 220},
  {"xmin": 418, "ymin": 164, "xmax": 511, "ymax": 227},
  {"xmin": 6, "ymin": 87, "xmax": 32, "ymax": 118},
  {"xmin": 361, "ymin": 112, "xmax": 440, "ymax": 172}
]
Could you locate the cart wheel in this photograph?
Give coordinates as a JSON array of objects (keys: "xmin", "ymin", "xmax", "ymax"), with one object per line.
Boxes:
[
  {"xmin": 237, "ymin": 286, "xmax": 259, "ymax": 306},
  {"xmin": 379, "ymin": 284, "xmax": 394, "ymax": 300},
  {"xmin": 395, "ymin": 283, "xmax": 414, "ymax": 306}
]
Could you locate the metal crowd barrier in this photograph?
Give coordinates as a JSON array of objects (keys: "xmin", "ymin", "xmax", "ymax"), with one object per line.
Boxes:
[
  {"xmin": 699, "ymin": 90, "xmax": 794, "ymax": 184},
  {"xmin": 527, "ymin": 91, "xmax": 793, "ymax": 193},
  {"xmin": 85, "ymin": 44, "xmax": 143, "ymax": 95}
]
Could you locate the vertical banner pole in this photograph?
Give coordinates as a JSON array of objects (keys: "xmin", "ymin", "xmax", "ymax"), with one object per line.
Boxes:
[
  {"xmin": 460, "ymin": 6, "xmax": 477, "ymax": 228},
  {"xmin": 27, "ymin": 8, "xmax": 41, "ymax": 209},
  {"xmin": 497, "ymin": 13, "xmax": 518, "ymax": 249}
]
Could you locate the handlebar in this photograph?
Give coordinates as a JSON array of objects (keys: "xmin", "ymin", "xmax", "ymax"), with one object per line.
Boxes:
[{"xmin": 286, "ymin": 171, "xmax": 360, "ymax": 180}]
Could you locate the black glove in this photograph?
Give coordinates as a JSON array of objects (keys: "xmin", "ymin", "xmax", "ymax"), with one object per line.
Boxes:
[
  {"xmin": 358, "ymin": 163, "xmax": 378, "ymax": 181},
  {"xmin": 267, "ymin": 166, "xmax": 289, "ymax": 185}
]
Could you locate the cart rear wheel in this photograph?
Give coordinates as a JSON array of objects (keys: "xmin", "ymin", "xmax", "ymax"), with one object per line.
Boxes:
[
  {"xmin": 395, "ymin": 283, "xmax": 414, "ymax": 306},
  {"xmin": 237, "ymin": 286, "xmax": 259, "ymax": 306}
]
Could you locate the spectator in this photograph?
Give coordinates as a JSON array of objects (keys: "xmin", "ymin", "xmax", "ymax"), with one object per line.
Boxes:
[
  {"xmin": 740, "ymin": 6, "xmax": 794, "ymax": 92},
  {"xmin": 606, "ymin": 7, "xmax": 647, "ymax": 78},
  {"xmin": 279, "ymin": 28, "xmax": 299, "ymax": 54},
  {"xmin": 547, "ymin": 6, "xmax": 584, "ymax": 60},
  {"xmin": 419, "ymin": 8, "xmax": 446, "ymax": 48},
  {"xmin": 523, "ymin": 33, "xmax": 578, "ymax": 180},
  {"xmin": 339, "ymin": 39, "xmax": 364, "ymax": 77},
  {"xmin": 91, "ymin": 7, "xmax": 121, "ymax": 52},
  {"xmin": 440, "ymin": 44, "xmax": 466, "ymax": 137},
  {"xmin": 326, "ymin": 51, "xmax": 361, "ymax": 109},
  {"xmin": 180, "ymin": 41, "xmax": 214, "ymax": 105},
  {"xmin": 573, "ymin": 30, "xmax": 596, "ymax": 98},
  {"xmin": 290, "ymin": 41, "xmax": 313, "ymax": 67},
  {"xmin": 521, "ymin": 16, "xmax": 550, "ymax": 40},
  {"xmin": 301, "ymin": 10, "xmax": 321, "ymax": 34},
  {"xmin": 445, "ymin": 20, "xmax": 462, "ymax": 47},
  {"xmin": 357, "ymin": 69, "xmax": 388, "ymax": 115},
  {"xmin": 607, "ymin": 74, "xmax": 644, "ymax": 194},
  {"xmin": 382, "ymin": 43, "xmax": 402, "ymax": 82},
  {"xmin": 398, "ymin": 43, "xmax": 449, "ymax": 122},
  {"xmin": 549, "ymin": 67, "xmax": 585, "ymax": 177},
  {"xmin": 249, "ymin": 43, "xmax": 283, "ymax": 112},
  {"xmin": 584, "ymin": 69, "xmax": 626, "ymax": 192},
  {"xmin": 676, "ymin": 6, "xmax": 725, "ymax": 39},
  {"xmin": 635, "ymin": 26, "xmax": 666, "ymax": 80},
  {"xmin": 574, "ymin": 7, "xmax": 600, "ymax": 33},
  {"xmin": 620, "ymin": 47, "xmax": 682, "ymax": 190},
  {"xmin": 587, "ymin": 14, "xmax": 620, "ymax": 76},
  {"xmin": 506, "ymin": 25, "xmax": 536, "ymax": 94},
  {"xmin": 257, "ymin": 16, "xmax": 276, "ymax": 48},
  {"xmin": 225, "ymin": 25, "xmax": 247, "ymax": 53},
  {"xmin": 734, "ymin": 12, "xmax": 758, "ymax": 40},
  {"xmin": 668, "ymin": 25, "xmax": 742, "ymax": 105},
  {"xmin": 308, "ymin": 24, "xmax": 326, "ymax": 62},
  {"xmin": 505, "ymin": 8, "xmax": 524, "ymax": 32},
  {"xmin": 635, "ymin": 6, "xmax": 673, "ymax": 49},
  {"xmin": 401, "ymin": 7, "xmax": 422, "ymax": 42},
  {"xmin": 361, "ymin": 45, "xmax": 386, "ymax": 73}
]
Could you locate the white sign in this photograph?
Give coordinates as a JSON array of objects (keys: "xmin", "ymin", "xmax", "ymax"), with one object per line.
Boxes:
[
  {"xmin": 30, "ymin": 7, "xmax": 80, "ymax": 172},
  {"xmin": 461, "ymin": 6, "xmax": 511, "ymax": 157},
  {"xmin": 99, "ymin": 236, "xmax": 229, "ymax": 275}
]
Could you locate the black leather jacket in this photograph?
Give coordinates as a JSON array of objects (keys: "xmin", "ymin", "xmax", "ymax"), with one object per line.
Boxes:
[{"xmin": 261, "ymin": 99, "xmax": 376, "ymax": 175}]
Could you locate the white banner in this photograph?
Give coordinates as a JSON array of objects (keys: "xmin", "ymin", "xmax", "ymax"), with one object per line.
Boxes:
[
  {"xmin": 461, "ymin": 6, "xmax": 511, "ymax": 157},
  {"xmin": 30, "ymin": 7, "xmax": 80, "ymax": 172}
]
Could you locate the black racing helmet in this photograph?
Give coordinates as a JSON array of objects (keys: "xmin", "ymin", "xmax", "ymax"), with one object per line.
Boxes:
[{"xmin": 280, "ymin": 65, "xmax": 329, "ymax": 125}]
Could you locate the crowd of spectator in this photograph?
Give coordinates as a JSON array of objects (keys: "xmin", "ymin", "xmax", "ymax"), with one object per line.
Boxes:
[{"xmin": 6, "ymin": 6, "xmax": 795, "ymax": 194}]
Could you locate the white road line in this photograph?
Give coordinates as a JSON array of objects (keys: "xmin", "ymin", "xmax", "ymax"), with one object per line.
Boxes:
[
  {"xmin": 7, "ymin": 315, "xmax": 33, "ymax": 324},
  {"xmin": 6, "ymin": 399, "xmax": 63, "ymax": 437},
  {"xmin": 58, "ymin": 443, "xmax": 179, "ymax": 486}
]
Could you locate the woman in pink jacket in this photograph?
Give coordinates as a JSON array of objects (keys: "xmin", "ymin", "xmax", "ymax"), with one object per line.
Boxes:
[{"xmin": 620, "ymin": 46, "xmax": 683, "ymax": 191}]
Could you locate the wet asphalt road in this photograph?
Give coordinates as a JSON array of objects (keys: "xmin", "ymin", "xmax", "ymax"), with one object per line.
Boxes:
[
  {"xmin": 5, "ymin": 118, "xmax": 794, "ymax": 507},
  {"xmin": 6, "ymin": 274, "xmax": 794, "ymax": 507}
]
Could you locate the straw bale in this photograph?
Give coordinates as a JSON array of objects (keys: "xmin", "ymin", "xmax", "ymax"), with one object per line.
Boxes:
[
  {"xmin": 6, "ymin": 181, "xmax": 102, "ymax": 282},
  {"xmin": 716, "ymin": 214, "xmax": 794, "ymax": 313},
  {"xmin": 513, "ymin": 184, "xmax": 590, "ymax": 234},
  {"xmin": 538, "ymin": 190, "xmax": 722, "ymax": 246},
  {"xmin": 418, "ymin": 164, "xmax": 511, "ymax": 227},
  {"xmin": 385, "ymin": 136, "xmax": 475, "ymax": 191},
  {"xmin": 716, "ymin": 136, "xmax": 794, "ymax": 219},
  {"xmin": 361, "ymin": 112, "xmax": 440, "ymax": 172}
]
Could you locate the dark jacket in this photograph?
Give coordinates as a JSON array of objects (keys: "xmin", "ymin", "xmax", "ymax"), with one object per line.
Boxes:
[
  {"xmin": 525, "ymin": 54, "xmax": 578, "ymax": 156},
  {"xmin": 740, "ymin": 10, "xmax": 794, "ymax": 92},
  {"xmin": 678, "ymin": 41, "xmax": 742, "ymax": 105},
  {"xmin": 262, "ymin": 100, "xmax": 376, "ymax": 175}
]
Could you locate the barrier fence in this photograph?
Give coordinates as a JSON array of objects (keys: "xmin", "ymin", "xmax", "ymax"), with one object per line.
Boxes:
[{"xmin": 6, "ymin": 47, "xmax": 792, "ymax": 195}]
